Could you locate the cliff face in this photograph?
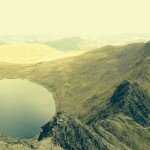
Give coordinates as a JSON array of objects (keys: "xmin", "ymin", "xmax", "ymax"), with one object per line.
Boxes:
[
  {"xmin": 110, "ymin": 80, "xmax": 150, "ymax": 126},
  {"xmin": 38, "ymin": 112, "xmax": 116, "ymax": 150},
  {"xmin": 87, "ymin": 80, "xmax": 150, "ymax": 126}
]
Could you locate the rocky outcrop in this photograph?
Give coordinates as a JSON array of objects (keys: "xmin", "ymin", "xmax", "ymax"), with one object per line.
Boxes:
[
  {"xmin": 110, "ymin": 80, "xmax": 150, "ymax": 126},
  {"xmin": 0, "ymin": 134, "xmax": 62, "ymax": 150},
  {"xmin": 88, "ymin": 80, "xmax": 150, "ymax": 127},
  {"xmin": 0, "ymin": 80, "xmax": 149, "ymax": 150},
  {"xmin": 38, "ymin": 112, "xmax": 118, "ymax": 150}
]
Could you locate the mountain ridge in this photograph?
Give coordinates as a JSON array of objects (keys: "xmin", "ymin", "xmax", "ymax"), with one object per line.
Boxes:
[{"xmin": 0, "ymin": 41, "xmax": 149, "ymax": 149}]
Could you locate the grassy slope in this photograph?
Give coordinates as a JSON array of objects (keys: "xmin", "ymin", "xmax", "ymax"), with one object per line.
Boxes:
[
  {"xmin": 93, "ymin": 114, "xmax": 150, "ymax": 150},
  {"xmin": 38, "ymin": 80, "xmax": 150, "ymax": 150},
  {"xmin": 0, "ymin": 43, "xmax": 62, "ymax": 63},
  {"xmin": 0, "ymin": 42, "xmax": 149, "ymax": 115},
  {"xmin": 0, "ymin": 42, "xmax": 149, "ymax": 149}
]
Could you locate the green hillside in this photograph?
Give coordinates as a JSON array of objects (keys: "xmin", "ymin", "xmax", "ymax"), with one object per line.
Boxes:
[{"xmin": 0, "ymin": 41, "xmax": 149, "ymax": 149}]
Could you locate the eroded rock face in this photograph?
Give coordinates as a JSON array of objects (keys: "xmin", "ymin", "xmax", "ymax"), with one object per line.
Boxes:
[
  {"xmin": 88, "ymin": 80, "xmax": 150, "ymax": 127},
  {"xmin": 110, "ymin": 80, "xmax": 150, "ymax": 126},
  {"xmin": 38, "ymin": 112, "xmax": 117, "ymax": 150}
]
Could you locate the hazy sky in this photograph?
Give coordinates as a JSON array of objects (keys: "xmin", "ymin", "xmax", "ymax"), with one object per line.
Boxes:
[{"xmin": 0, "ymin": 0, "xmax": 150, "ymax": 35}]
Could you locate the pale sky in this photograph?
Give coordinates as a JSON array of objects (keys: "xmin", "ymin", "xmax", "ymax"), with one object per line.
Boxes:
[{"xmin": 0, "ymin": 0, "xmax": 150, "ymax": 35}]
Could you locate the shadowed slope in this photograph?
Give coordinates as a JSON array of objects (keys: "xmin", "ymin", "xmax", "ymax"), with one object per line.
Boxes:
[
  {"xmin": 38, "ymin": 112, "xmax": 128, "ymax": 150},
  {"xmin": 110, "ymin": 80, "xmax": 150, "ymax": 126},
  {"xmin": 88, "ymin": 80, "xmax": 150, "ymax": 126}
]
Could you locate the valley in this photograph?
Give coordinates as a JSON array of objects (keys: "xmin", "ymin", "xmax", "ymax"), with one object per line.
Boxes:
[{"xmin": 0, "ymin": 41, "xmax": 149, "ymax": 149}]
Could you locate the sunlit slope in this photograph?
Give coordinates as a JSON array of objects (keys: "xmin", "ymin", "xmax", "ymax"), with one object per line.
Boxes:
[
  {"xmin": 0, "ymin": 41, "xmax": 149, "ymax": 149},
  {"xmin": 0, "ymin": 42, "xmax": 149, "ymax": 116},
  {"xmin": 0, "ymin": 43, "xmax": 83, "ymax": 64}
]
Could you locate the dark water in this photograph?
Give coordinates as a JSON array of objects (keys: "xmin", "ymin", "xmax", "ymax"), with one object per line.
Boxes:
[{"xmin": 0, "ymin": 79, "xmax": 55, "ymax": 139}]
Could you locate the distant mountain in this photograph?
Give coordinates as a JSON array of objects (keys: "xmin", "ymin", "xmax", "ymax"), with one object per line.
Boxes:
[
  {"xmin": 39, "ymin": 112, "xmax": 113, "ymax": 150},
  {"xmin": 0, "ymin": 40, "xmax": 7, "ymax": 46},
  {"xmin": 46, "ymin": 37, "xmax": 99, "ymax": 51}
]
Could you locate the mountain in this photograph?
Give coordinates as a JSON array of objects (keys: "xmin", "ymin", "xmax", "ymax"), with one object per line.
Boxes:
[
  {"xmin": 0, "ymin": 41, "xmax": 149, "ymax": 149},
  {"xmin": 28, "ymin": 41, "xmax": 149, "ymax": 118},
  {"xmin": 46, "ymin": 37, "xmax": 99, "ymax": 51},
  {"xmin": 88, "ymin": 80, "xmax": 150, "ymax": 126},
  {"xmin": 0, "ymin": 40, "xmax": 7, "ymax": 46},
  {"xmin": 110, "ymin": 80, "xmax": 150, "ymax": 126},
  {"xmin": 37, "ymin": 80, "xmax": 150, "ymax": 150}
]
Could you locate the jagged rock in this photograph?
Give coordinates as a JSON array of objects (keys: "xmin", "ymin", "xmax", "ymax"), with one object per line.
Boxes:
[
  {"xmin": 38, "ymin": 112, "xmax": 118, "ymax": 150},
  {"xmin": 88, "ymin": 80, "xmax": 150, "ymax": 127},
  {"xmin": 110, "ymin": 80, "xmax": 150, "ymax": 126}
]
